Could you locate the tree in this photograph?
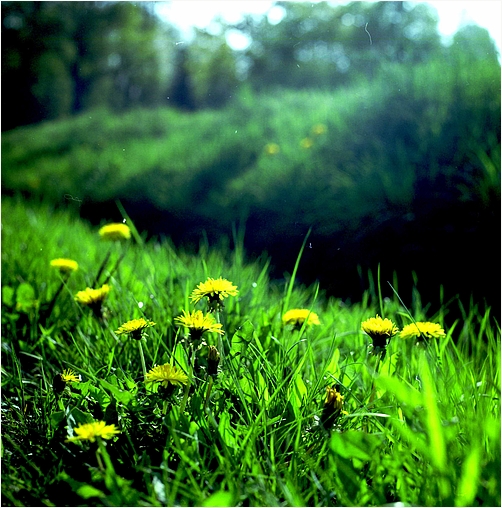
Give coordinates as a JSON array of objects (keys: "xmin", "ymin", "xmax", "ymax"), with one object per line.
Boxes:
[
  {"xmin": 230, "ymin": 1, "xmax": 442, "ymax": 90},
  {"xmin": 183, "ymin": 28, "xmax": 241, "ymax": 109},
  {"xmin": 169, "ymin": 46, "xmax": 197, "ymax": 110},
  {"xmin": 1, "ymin": 1, "xmax": 179, "ymax": 130}
]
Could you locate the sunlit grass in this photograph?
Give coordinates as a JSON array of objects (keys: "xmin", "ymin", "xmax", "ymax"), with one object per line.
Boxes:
[{"xmin": 1, "ymin": 196, "xmax": 500, "ymax": 506}]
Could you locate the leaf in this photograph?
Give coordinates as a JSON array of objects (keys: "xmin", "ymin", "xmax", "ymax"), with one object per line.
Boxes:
[
  {"xmin": 87, "ymin": 384, "xmax": 111, "ymax": 410},
  {"xmin": 16, "ymin": 282, "xmax": 35, "ymax": 302},
  {"xmin": 76, "ymin": 485, "xmax": 106, "ymax": 500},
  {"xmin": 15, "ymin": 282, "xmax": 38, "ymax": 312},
  {"xmin": 231, "ymin": 320, "xmax": 254, "ymax": 355},
  {"xmin": 330, "ymin": 431, "xmax": 383, "ymax": 461},
  {"xmin": 99, "ymin": 379, "xmax": 133, "ymax": 405},
  {"xmin": 455, "ymin": 445, "xmax": 481, "ymax": 506},
  {"xmin": 51, "ymin": 411, "xmax": 66, "ymax": 427},
  {"xmin": 201, "ymin": 490, "xmax": 236, "ymax": 507},
  {"xmin": 419, "ymin": 359, "xmax": 447, "ymax": 474},
  {"xmin": 256, "ymin": 370, "xmax": 270, "ymax": 404},
  {"xmin": 324, "ymin": 347, "xmax": 340, "ymax": 378},
  {"xmin": 376, "ymin": 375, "xmax": 423, "ymax": 408},
  {"xmin": 172, "ymin": 342, "xmax": 188, "ymax": 371},
  {"xmin": 2, "ymin": 286, "xmax": 15, "ymax": 307},
  {"xmin": 75, "ymin": 380, "xmax": 92, "ymax": 397},
  {"xmin": 389, "ymin": 418, "xmax": 431, "ymax": 460},
  {"xmin": 68, "ymin": 407, "xmax": 94, "ymax": 426},
  {"xmin": 238, "ymin": 376, "xmax": 255, "ymax": 404},
  {"xmin": 218, "ymin": 412, "xmax": 237, "ymax": 449},
  {"xmin": 293, "ymin": 374, "xmax": 307, "ymax": 406},
  {"xmin": 59, "ymin": 472, "xmax": 106, "ymax": 500}
]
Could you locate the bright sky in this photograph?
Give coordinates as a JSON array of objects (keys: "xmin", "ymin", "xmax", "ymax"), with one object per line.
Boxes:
[{"xmin": 155, "ymin": 0, "xmax": 502, "ymax": 55}]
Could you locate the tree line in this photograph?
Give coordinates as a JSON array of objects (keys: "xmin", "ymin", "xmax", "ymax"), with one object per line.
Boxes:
[{"xmin": 2, "ymin": 1, "xmax": 499, "ymax": 131}]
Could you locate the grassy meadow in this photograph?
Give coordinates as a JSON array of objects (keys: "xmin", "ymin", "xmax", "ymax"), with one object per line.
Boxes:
[{"xmin": 1, "ymin": 196, "xmax": 500, "ymax": 506}]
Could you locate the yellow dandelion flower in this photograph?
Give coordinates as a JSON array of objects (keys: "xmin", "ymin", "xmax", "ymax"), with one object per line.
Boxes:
[
  {"xmin": 311, "ymin": 123, "xmax": 327, "ymax": 136},
  {"xmin": 321, "ymin": 384, "xmax": 347, "ymax": 429},
  {"xmin": 74, "ymin": 284, "xmax": 110, "ymax": 306},
  {"xmin": 50, "ymin": 258, "xmax": 79, "ymax": 273},
  {"xmin": 145, "ymin": 364, "xmax": 189, "ymax": 388},
  {"xmin": 175, "ymin": 310, "xmax": 224, "ymax": 336},
  {"xmin": 400, "ymin": 321, "xmax": 446, "ymax": 341},
  {"xmin": 98, "ymin": 223, "xmax": 131, "ymax": 241},
  {"xmin": 264, "ymin": 143, "xmax": 280, "ymax": 155},
  {"xmin": 282, "ymin": 309, "xmax": 321, "ymax": 328},
  {"xmin": 61, "ymin": 368, "xmax": 81, "ymax": 383},
  {"xmin": 53, "ymin": 368, "xmax": 81, "ymax": 394},
  {"xmin": 66, "ymin": 421, "xmax": 121, "ymax": 443},
  {"xmin": 190, "ymin": 277, "xmax": 238, "ymax": 309},
  {"xmin": 300, "ymin": 137, "xmax": 314, "ymax": 149},
  {"xmin": 325, "ymin": 385, "xmax": 344, "ymax": 411},
  {"xmin": 361, "ymin": 315, "xmax": 399, "ymax": 349},
  {"xmin": 115, "ymin": 318, "xmax": 156, "ymax": 340}
]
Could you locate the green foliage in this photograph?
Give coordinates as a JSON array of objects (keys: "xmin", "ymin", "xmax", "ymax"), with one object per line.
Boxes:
[
  {"xmin": 235, "ymin": 1, "xmax": 443, "ymax": 90},
  {"xmin": 3, "ymin": 0, "xmax": 499, "ymax": 132},
  {"xmin": 3, "ymin": 51, "xmax": 499, "ymax": 219},
  {"xmin": 1, "ymin": 1, "xmax": 178, "ymax": 129},
  {"xmin": 1, "ymin": 196, "xmax": 500, "ymax": 506},
  {"xmin": 184, "ymin": 29, "xmax": 241, "ymax": 108}
]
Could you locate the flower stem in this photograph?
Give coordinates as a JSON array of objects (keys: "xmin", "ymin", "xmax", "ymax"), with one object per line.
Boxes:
[
  {"xmin": 215, "ymin": 310, "xmax": 229, "ymax": 361},
  {"xmin": 180, "ymin": 344, "xmax": 194, "ymax": 414},
  {"xmin": 369, "ymin": 350, "xmax": 383, "ymax": 404},
  {"xmin": 92, "ymin": 247, "xmax": 112, "ymax": 287},
  {"xmin": 95, "ymin": 444, "xmax": 105, "ymax": 472},
  {"xmin": 204, "ymin": 375, "xmax": 214, "ymax": 411},
  {"xmin": 103, "ymin": 245, "xmax": 129, "ymax": 285},
  {"xmin": 43, "ymin": 277, "xmax": 67, "ymax": 322},
  {"xmin": 138, "ymin": 340, "xmax": 147, "ymax": 381}
]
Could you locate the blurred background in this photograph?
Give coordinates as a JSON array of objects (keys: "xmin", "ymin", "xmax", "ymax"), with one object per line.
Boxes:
[{"xmin": 2, "ymin": 1, "xmax": 500, "ymax": 319}]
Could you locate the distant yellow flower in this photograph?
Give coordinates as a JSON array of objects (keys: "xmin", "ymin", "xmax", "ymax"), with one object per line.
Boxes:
[
  {"xmin": 115, "ymin": 318, "xmax": 156, "ymax": 340},
  {"xmin": 50, "ymin": 258, "xmax": 79, "ymax": 273},
  {"xmin": 98, "ymin": 223, "xmax": 131, "ymax": 241},
  {"xmin": 175, "ymin": 309, "xmax": 224, "ymax": 342},
  {"xmin": 264, "ymin": 143, "xmax": 280, "ymax": 155},
  {"xmin": 300, "ymin": 137, "xmax": 314, "ymax": 149},
  {"xmin": 282, "ymin": 309, "xmax": 320, "ymax": 328},
  {"xmin": 53, "ymin": 368, "xmax": 81, "ymax": 393},
  {"xmin": 74, "ymin": 284, "xmax": 110, "ymax": 306},
  {"xmin": 145, "ymin": 364, "xmax": 189, "ymax": 388},
  {"xmin": 400, "ymin": 322, "xmax": 446, "ymax": 341},
  {"xmin": 190, "ymin": 277, "xmax": 238, "ymax": 310},
  {"xmin": 66, "ymin": 421, "xmax": 120, "ymax": 443},
  {"xmin": 311, "ymin": 123, "xmax": 327, "ymax": 136}
]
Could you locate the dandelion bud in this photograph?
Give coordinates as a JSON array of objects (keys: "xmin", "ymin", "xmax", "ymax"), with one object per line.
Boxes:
[
  {"xmin": 320, "ymin": 384, "xmax": 346, "ymax": 430},
  {"xmin": 207, "ymin": 345, "xmax": 220, "ymax": 376}
]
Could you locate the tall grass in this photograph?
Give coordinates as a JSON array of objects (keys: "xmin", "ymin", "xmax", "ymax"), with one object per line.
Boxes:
[{"xmin": 1, "ymin": 196, "xmax": 500, "ymax": 506}]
